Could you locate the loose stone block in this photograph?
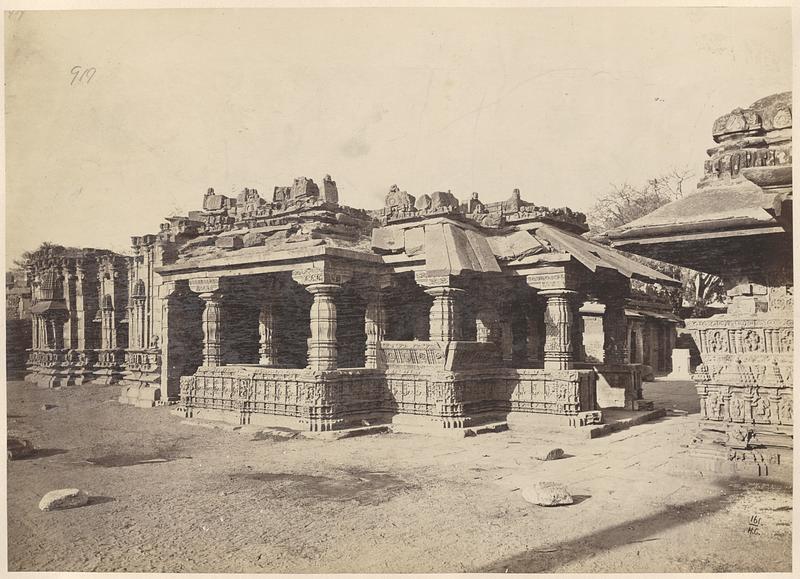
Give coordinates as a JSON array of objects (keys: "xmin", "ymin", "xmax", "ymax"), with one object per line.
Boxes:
[
  {"xmin": 215, "ymin": 236, "xmax": 243, "ymax": 249},
  {"xmin": 521, "ymin": 481, "xmax": 574, "ymax": 506},
  {"xmin": 535, "ymin": 448, "xmax": 565, "ymax": 461},
  {"xmin": 38, "ymin": 488, "xmax": 89, "ymax": 511},
  {"xmin": 670, "ymin": 349, "xmax": 692, "ymax": 379},
  {"xmin": 7, "ymin": 436, "xmax": 36, "ymax": 460}
]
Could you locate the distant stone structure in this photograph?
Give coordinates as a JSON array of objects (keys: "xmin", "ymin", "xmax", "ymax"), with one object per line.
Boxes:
[
  {"xmin": 607, "ymin": 92, "xmax": 793, "ymax": 471},
  {"xmin": 23, "ymin": 246, "xmax": 127, "ymax": 388},
  {"xmin": 18, "ymin": 174, "xmax": 679, "ymax": 435},
  {"xmin": 6, "ymin": 270, "xmax": 32, "ymax": 379}
]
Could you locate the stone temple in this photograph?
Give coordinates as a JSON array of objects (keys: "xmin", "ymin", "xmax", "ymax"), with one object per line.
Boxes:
[
  {"xmin": 607, "ymin": 92, "xmax": 793, "ymax": 469},
  {"xmin": 20, "ymin": 173, "xmax": 682, "ymax": 436}
]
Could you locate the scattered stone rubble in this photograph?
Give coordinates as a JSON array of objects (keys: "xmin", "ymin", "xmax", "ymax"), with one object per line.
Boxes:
[
  {"xmin": 521, "ymin": 481, "xmax": 574, "ymax": 506},
  {"xmin": 38, "ymin": 489, "xmax": 89, "ymax": 511}
]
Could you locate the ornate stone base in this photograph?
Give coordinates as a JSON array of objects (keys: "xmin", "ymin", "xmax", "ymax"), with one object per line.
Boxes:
[
  {"xmin": 118, "ymin": 350, "xmax": 163, "ymax": 406},
  {"xmin": 94, "ymin": 349, "xmax": 125, "ymax": 385},
  {"xmin": 687, "ymin": 314, "xmax": 793, "ymax": 458},
  {"xmin": 177, "ymin": 344, "xmax": 602, "ymax": 435},
  {"xmin": 689, "ymin": 429, "xmax": 792, "ymax": 478},
  {"xmin": 32, "ymin": 367, "xmax": 69, "ymax": 388},
  {"xmin": 119, "ymin": 385, "xmax": 162, "ymax": 408},
  {"xmin": 59, "ymin": 350, "xmax": 97, "ymax": 386},
  {"xmin": 24, "ymin": 350, "xmax": 72, "ymax": 388}
]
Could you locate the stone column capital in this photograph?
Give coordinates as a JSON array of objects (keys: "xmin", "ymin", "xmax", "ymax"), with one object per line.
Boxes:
[
  {"xmin": 189, "ymin": 276, "xmax": 221, "ymax": 295},
  {"xmin": 538, "ymin": 289, "xmax": 578, "ymax": 298},
  {"xmin": 198, "ymin": 290, "xmax": 223, "ymax": 301},
  {"xmin": 304, "ymin": 283, "xmax": 340, "ymax": 296},
  {"xmin": 292, "ymin": 265, "xmax": 352, "ymax": 287},
  {"xmin": 423, "ymin": 286, "xmax": 466, "ymax": 299}
]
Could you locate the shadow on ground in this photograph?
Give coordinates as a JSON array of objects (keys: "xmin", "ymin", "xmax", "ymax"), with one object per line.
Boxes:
[{"xmin": 476, "ymin": 478, "xmax": 792, "ymax": 573}]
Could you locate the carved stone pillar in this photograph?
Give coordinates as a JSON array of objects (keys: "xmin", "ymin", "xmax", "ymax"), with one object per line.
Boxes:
[
  {"xmin": 476, "ymin": 306, "xmax": 500, "ymax": 345},
  {"xmin": 306, "ymin": 284, "xmax": 339, "ymax": 370},
  {"xmin": 61, "ymin": 263, "xmax": 77, "ymax": 350},
  {"xmin": 44, "ymin": 317, "xmax": 52, "ymax": 349},
  {"xmin": 74, "ymin": 260, "xmax": 88, "ymax": 351},
  {"xmin": 258, "ymin": 302, "xmax": 277, "ymax": 366},
  {"xmin": 100, "ymin": 306, "xmax": 115, "ymax": 350},
  {"xmin": 159, "ymin": 283, "xmax": 176, "ymax": 399},
  {"xmin": 199, "ymin": 291, "xmax": 223, "ymax": 367},
  {"xmin": 603, "ymin": 297, "xmax": 630, "ymax": 365},
  {"xmin": 364, "ymin": 290, "xmax": 385, "ymax": 368},
  {"xmin": 572, "ymin": 298, "xmax": 585, "ymax": 363},
  {"xmin": 497, "ymin": 299, "xmax": 514, "ymax": 364},
  {"xmin": 41, "ymin": 317, "xmax": 50, "ymax": 349},
  {"xmin": 136, "ymin": 299, "xmax": 147, "ymax": 350},
  {"xmin": 30, "ymin": 315, "xmax": 38, "ymax": 350},
  {"xmin": 541, "ymin": 289, "xmax": 576, "ymax": 370},
  {"xmin": 38, "ymin": 316, "xmax": 46, "ymax": 349},
  {"xmin": 52, "ymin": 317, "xmax": 65, "ymax": 350},
  {"xmin": 424, "ymin": 287, "xmax": 464, "ymax": 342}
]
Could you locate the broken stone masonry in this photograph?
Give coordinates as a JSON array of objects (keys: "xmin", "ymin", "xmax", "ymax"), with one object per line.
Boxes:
[
  {"xmin": 20, "ymin": 168, "xmax": 681, "ymax": 436},
  {"xmin": 608, "ymin": 92, "xmax": 793, "ymax": 470}
]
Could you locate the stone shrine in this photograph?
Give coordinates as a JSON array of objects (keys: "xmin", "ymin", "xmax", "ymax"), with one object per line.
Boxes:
[{"xmin": 607, "ymin": 92, "xmax": 793, "ymax": 467}]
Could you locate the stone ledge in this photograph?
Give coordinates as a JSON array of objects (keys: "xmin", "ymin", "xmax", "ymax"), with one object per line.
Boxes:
[
  {"xmin": 585, "ymin": 408, "xmax": 666, "ymax": 439},
  {"xmin": 172, "ymin": 408, "xmax": 666, "ymax": 441},
  {"xmin": 300, "ymin": 425, "xmax": 392, "ymax": 440}
]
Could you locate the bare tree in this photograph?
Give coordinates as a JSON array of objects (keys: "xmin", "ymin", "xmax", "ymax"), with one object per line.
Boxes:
[{"xmin": 587, "ymin": 168, "xmax": 694, "ymax": 234}]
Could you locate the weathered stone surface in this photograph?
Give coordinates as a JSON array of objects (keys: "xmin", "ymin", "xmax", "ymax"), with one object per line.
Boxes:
[
  {"xmin": 38, "ymin": 488, "xmax": 89, "ymax": 511},
  {"xmin": 242, "ymin": 231, "xmax": 264, "ymax": 248},
  {"xmin": 7, "ymin": 436, "xmax": 36, "ymax": 460},
  {"xmin": 385, "ymin": 184, "xmax": 415, "ymax": 209},
  {"xmin": 521, "ymin": 481, "xmax": 574, "ymax": 506},
  {"xmin": 215, "ymin": 235, "xmax": 243, "ymax": 249},
  {"xmin": 535, "ymin": 448, "xmax": 565, "ymax": 461}
]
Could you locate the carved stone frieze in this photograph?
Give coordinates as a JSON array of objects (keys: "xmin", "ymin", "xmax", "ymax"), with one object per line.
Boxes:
[{"xmin": 292, "ymin": 266, "xmax": 353, "ymax": 287}]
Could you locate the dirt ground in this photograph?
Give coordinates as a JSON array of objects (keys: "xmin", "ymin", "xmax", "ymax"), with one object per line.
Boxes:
[{"xmin": 6, "ymin": 378, "xmax": 792, "ymax": 573}]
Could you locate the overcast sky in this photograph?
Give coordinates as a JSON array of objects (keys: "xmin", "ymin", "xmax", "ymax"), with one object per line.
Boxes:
[{"xmin": 5, "ymin": 7, "xmax": 792, "ymax": 267}]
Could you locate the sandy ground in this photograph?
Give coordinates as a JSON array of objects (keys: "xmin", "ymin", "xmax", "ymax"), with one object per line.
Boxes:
[{"xmin": 6, "ymin": 378, "xmax": 792, "ymax": 573}]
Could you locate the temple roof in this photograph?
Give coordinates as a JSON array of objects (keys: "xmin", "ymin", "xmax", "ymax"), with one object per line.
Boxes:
[
  {"xmin": 603, "ymin": 186, "xmax": 781, "ymax": 241},
  {"xmin": 148, "ymin": 176, "xmax": 676, "ymax": 286},
  {"xmin": 605, "ymin": 91, "xmax": 792, "ymax": 272},
  {"xmin": 372, "ymin": 217, "xmax": 678, "ymax": 285},
  {"xmin": 533, "ymin": 224, "xmax": 678, "ymax": 285}
]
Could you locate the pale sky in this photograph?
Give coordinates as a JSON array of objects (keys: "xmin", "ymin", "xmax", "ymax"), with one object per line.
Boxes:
[{"xmin": 5, "ymin": 7, "xmax": 792, "ymax": 268}]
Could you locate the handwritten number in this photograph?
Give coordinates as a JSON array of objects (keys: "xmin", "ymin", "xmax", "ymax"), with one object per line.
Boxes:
[{"xmin": 70, "ymin": 66, "xmax": 96, "ymax": 86}]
